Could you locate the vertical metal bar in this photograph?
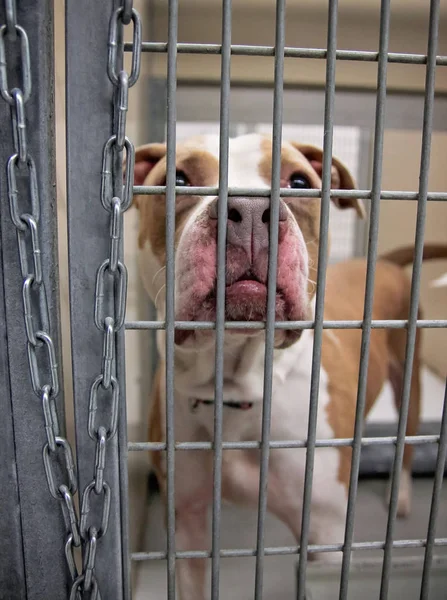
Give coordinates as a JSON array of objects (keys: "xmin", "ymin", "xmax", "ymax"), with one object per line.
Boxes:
[
  {"xmin": 211, "ymin": 0, "xmax": 232, "ymax": 598},
  {"xmin": 254, "ymin": 1, "xmax": 285, "ymax": 598},
  {"xmin": 0, "ymin": 235, "xmax": 27, "ymax": 600},
  {"xmin": 165, "ymin": 1, "xmax": 179, "ymax": 598},
  {"xmin": 379, "ymin": 0, "xmax": 440, "ymax": 596},
  {"xmin": 0, "ymin": 1, "xmax": 68, "ymax": 598},
  {"xmin": 353, "ymin": 130, "xmax": 373, "ymax": 259},
  {"xmin": 338, "ymin": 2, "xmax": 391, "ymax": 597},
  {"xmin": 296, "ymin": 1, "xmax": 338, "ymax": 598},
  {"xmin": 66, "ymin": 1, "xmax": 130, "ymax": 597},
  {"xmin": 420, "ymin": 379, "xmax": 447, "ymax": 599}
]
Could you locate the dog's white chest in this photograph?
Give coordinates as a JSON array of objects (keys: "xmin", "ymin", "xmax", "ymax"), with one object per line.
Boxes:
[{"xmin": 175, "ymin": 330, "xmax": 337, "ymax": 446}]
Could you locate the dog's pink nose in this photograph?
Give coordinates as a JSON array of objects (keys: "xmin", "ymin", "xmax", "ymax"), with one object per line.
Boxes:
[{"xmin": 209, "ymin": 197, "xmax": 287, "ymax": 261}]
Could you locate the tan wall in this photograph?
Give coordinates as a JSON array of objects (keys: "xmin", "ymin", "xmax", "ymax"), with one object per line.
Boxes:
[
  {"xmin": 379, "ymin": 130, "xmax": 447, "ymax": 378},
  {"xmin": 151, "ymin": 2, "xmax": 447, "ymax": 92}
]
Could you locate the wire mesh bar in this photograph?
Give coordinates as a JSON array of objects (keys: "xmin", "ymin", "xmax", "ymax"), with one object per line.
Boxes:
[
  {"xmin": 129, "ymin": 434, "xmax": 441, "ymax": 452},
  {"xmin": 134, "ymin": 185, "xmax": 447, "ymax": 201},
  {"xmin": 253, "ymin": 2, "xmax": 286, "ymax": 597},
  {"xmin": 211, "ymin": 0, "xmax": 232, "ymax": 597},
  {"xmin": 380, "ymin": 1, "xmax": 440, "ymax": 597},
  {"xmin": 420, "ymin": 379, "xmax": 447, "ymax": 599},
  {"xmin": 297, "ymin": 1, "xmax": 339, "ymax": 596},
  {"xmin": 131, "ymin": 537, "xmax": 447, "ymax": 562},
  {"xmin": 125, "ymin": 318, "xmax": 447, "ymax": 330},
  {"xmin": 0, "ymin": 1, "xmax": 69, "ymax": 597},
  {"xmin": 339, "ymin": 1, "xmax": 391, "ymax": 596},
  {"xmin": 165, "ymin": 0, "xmax": 179, "ymax": 597},
  {"xmin": 124, "ymin": 41, "xmax": 447, "ymax": 66}
]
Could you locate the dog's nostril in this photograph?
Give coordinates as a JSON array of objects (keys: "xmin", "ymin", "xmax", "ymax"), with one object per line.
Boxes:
[
  {"xmin": 262, "ymin": 208, "xmax": 270, "ymax": 224},
  {"xmin": 228, "ymin": 207, "xmax": 242, "ymax": 223}
]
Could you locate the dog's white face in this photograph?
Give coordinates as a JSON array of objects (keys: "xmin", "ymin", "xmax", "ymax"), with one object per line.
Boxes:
[{"xmin": 133, "ymin": 133, "xmax": 363, "ymax": 351}]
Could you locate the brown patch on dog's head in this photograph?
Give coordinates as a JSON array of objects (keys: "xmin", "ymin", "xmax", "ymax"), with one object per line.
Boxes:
[
  {"xmin": 133, "ymin": 143, "xmax": 219, "ymax": 264},
  {"xmin": 258, "ymin": 138, "xmax": 363, "ymax": 299},
  {"xmin": 291, "ymin": 143, "xmax": 365, "ymax": 218}
]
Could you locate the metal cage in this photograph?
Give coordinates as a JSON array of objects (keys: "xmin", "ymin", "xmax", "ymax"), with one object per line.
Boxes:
[{"xmin": 0, "ymin": 0, "xmax": 446, "ymax": 599}]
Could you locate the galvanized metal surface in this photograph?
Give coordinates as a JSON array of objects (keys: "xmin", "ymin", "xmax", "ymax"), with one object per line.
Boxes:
[
  {"xmin": 164, "ymin": 1, "xmax": 179, "ymax": 598},
  {"xmin": 0, "ymin": 0, "xmax": 446, "ymax": 599},
  {"xmin": 126, "ymin": 1, "xmax": 447, "ymax": 599},
  {"xmin": 0, "ymin": 0, "xmax": 69, "ymax": 598},
  {"xmin": 339, "ymin": 1, "xmax": 391, "ymax": 595},
  {"xmin": 126, "ymin": 41, "xmax": 447, "ymax": 66},
  {"xmin": 66, "ymin": 0, "xmax": 138, "ymax": 597},
  {"xmin": 211, "ymin": 0, "xmax": 232, "ymax": 597},
  {"xmin": 254, "ymin": 1, "xmax": 286, "ymax": 597},
  {"xmin": 380, "ymin": 1, "xmax": 440, "ymax": 597}
]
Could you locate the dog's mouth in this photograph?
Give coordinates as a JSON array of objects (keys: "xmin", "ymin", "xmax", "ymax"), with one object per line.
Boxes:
[
  {"xmin": 174, "ymin": 270, "xmax": 290, "ymax": 346},
  {"xmin": 173, "ymin": 222, "xmax": 310, "ymax": 348},
  {"xmin": 210, "ymin": 270, "xmax": 278, "ymax": 314},
  {"xmin": 225, "ymin": 270, "xmax": 267, "ymax": 300}
]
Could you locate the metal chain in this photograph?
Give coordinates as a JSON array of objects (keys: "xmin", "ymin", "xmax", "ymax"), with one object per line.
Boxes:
[
  {"xmin": 0, "ymin": 0, "xmax": 82, "ymax": 594},
  {"xmin": 69, "ymin": 3, "xmax": 142, "ymax": 598},
  {"xmin": 1, "ymin": 2, "xmax": 140, "ymax": 598}
]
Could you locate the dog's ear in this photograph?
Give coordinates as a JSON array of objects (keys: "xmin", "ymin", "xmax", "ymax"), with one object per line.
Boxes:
[
  {"xmin": 134, "ymin": 143, "xmax": 167, "ymax": 185},
  {"xmin": 130, "ymin": 143, "xmax": 167, "ymax": 208},
  {"xmin": 291, "ymin": 143, "xmax": 366, "ymax": 219}
]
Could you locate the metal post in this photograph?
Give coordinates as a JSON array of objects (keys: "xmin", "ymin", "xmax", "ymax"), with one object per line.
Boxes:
[
  {"xmin": 420, "ymin": 379, "xmax": 447, "ymax": 599},
  {"xmin": 297, "ymin": 1, "xmax": 339, "ymax": 597},
  {"xmin": 0, "ymin": 238, "xmax": 27, "ymax": 600},
  {"xmin": 0, "ymin": 0, "xmax": 69, "ymax": 598},
  {"xmin": 165, "ymin": 1, "xmax": 179, "ymax": 598},
  {"xmin": 211, "ymin": 0, "xmax": 232, "ymax": 598},
  {"xmin": 379, "ymin": 0, "xmax": 440, "ymax": 597},
  {"xmin": 65, "ymin": 0, "xmax": 133, "ymax": 597},
  {"xmin": 254, "ymin": 1, "xmax": 286, "ymax": 598},
  {"xmin": 339, "ymin": 1, "xmax": 391, "ymax": 596}
]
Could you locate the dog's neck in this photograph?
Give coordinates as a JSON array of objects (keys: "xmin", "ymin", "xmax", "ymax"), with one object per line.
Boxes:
[{"xmin": 156, "ymin": 302, "xmax": 315, "ymax": 402}]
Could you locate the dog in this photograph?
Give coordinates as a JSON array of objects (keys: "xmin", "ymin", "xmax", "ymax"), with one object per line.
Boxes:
[{"xmin": 132, "ymin": 133, "xmax": 447, "ymax": 600}]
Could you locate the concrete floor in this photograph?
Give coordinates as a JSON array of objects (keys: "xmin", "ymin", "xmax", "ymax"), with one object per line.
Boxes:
[
  {"xmin": 131, "ymin": 367, "xmax": 447, "ymax": 599},
  {"xmin": 133, "ymin": 478, "xmax": 447, "ymax": 599}
]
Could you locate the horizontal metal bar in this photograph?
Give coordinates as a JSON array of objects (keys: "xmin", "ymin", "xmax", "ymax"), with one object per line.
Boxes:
[
  {"xmin": 125, "ymin": 319, "xmax": 447, "ymax": 331},
  {"xmin": 134, "ymin": 185, "xmax": 447, "ymax": 201},
  {"xmin": 129, "ymin": 434, "xmax": 440, "ymax": 452},
  {"xmin": 124, "ymin": 42, "xmax": 447, "ymax": 66},
  {"xmin": 131, "ymin": 537, "xmax": 447, "ymax": 561}
]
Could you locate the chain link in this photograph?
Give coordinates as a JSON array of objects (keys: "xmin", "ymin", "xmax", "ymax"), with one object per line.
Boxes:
[
  {"xmin": 71, "ymin": 2, "xmax": 141, "ymax": 596},
  {"xmin": 7, "ymin": 153, "xmax": 39, "ymax": 229},
  {"xmin": 94, "ymin": 259, "xmax": 128, "ymax": 331},
  {"xmin": 0, "ymin": 23, "xmax": 31, "ymax": 104},
  {"xmin": 17, "ymin": 216, "xmax": 42, "ymax": 284},
  {"xmin": 101, "ymin": 135, "xmax": 135, "ymax": 212},
  {"xmin": 11, "ymin": 88, "xmax": 27, "ymax": 162},
  {"xmin": 42, "ymin": 384, "xmax": 60, "ymax": 452},
  {"xmin": 0, "ymin": 1, "xmax": 82, "ymax": 592},
  {"xmin": 4, "ymin": 0, "xmax": 16, "ymax": 40},
  {"xmin": 70, "ymin": 575, "xmax": 101, "ymax": 600},
  {"xmin": 107, "ymin": 6, "xmax": 141, "ymax": 87}
]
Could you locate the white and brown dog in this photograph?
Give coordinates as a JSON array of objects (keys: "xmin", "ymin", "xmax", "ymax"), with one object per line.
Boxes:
[{"xmin": 132, "ymin": 133, "xmax": 447, "ymax": 600}]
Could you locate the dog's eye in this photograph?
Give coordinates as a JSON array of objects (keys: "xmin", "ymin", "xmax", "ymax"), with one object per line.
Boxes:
[
  {"xmin": 176, "ymin": 170, "xmax": 190, "ymax": 186},
  {"xmin": 289, "ymin": 173, "xmax": 311, "ymax": 189}
]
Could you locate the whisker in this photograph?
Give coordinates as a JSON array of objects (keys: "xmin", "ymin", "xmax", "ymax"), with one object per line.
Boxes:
[
  {"xmin": 152, "ymin": 265, "xmax": 166, "ymax": 286},
  {"xmin": 154, "ymin": 284, "xmax": 166, "ymax": 309}
]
